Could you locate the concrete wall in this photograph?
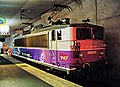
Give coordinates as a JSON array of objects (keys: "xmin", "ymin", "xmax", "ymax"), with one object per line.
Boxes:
[{"xmin": 96, "ymin": 0, "xmax": 120, "ymax": 79}]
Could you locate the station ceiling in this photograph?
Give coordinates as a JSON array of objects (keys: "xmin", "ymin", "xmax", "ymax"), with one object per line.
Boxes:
[{"xmin": 0, "ymin": 0, "xmax": 74, "ymax": 33}]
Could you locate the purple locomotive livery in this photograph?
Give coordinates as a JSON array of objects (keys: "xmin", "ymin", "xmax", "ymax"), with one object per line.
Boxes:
[{"xmin": 12, "ymin": 22, "xmax": 110, "ymax": 79}]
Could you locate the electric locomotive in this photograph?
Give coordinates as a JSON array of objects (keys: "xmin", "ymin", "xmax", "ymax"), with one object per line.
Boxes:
[{"xmin": 12, "ymin": 20, "xmax": 108, "ymax": 77}]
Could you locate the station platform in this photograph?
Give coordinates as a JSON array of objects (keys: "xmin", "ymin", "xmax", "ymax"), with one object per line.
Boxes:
[{"xmin": 0, "ymin": 54, "xmax": 82, "ymax": 87}]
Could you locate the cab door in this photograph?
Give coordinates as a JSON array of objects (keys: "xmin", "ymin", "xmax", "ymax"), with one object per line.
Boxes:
[{"xmin": 49, "ymin": 30, "xmax": 58, "ymax": 65}]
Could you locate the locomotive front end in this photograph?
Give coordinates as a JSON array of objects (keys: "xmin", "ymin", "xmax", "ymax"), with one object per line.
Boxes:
[{"xmin": 70, "ymin": 23, "xmax": 108, "ymax": 70}]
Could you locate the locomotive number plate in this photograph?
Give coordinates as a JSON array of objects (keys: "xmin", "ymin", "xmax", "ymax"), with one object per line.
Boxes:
[{"xmin": 87, "ymin": 51, "xmax": 96, "ymax": 54}]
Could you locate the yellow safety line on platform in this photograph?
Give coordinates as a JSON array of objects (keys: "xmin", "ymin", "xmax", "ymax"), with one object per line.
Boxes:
[{"xmin": 16, "ymin": 63, "xmax": 82, "ymax": 87}]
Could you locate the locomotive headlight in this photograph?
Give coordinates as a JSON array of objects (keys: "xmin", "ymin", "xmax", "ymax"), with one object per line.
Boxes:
[
  {"xmin": 79, "ymin": 53, "xmax": 83, "ymax": 58},
  {"xmin": 99, "ymin": 51, "xmax": 104, "ymax": 59},
  {"xmin": 100, "ymin": 51, "xmax": 104, "ymax": 55}
]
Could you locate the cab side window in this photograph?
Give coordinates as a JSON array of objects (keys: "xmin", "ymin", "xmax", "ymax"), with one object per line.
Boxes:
[
  {"xmin": 52, "ymin": 30, "xmax": 56, "ymax": 41},
  {"xmin": 57, "ymin": 30, "xmax": 62, "ymax": 40}
]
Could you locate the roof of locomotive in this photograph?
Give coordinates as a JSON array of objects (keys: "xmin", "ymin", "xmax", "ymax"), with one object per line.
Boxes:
[
  {"xmin": 69, "ymin": 23, "xmax": 104, "ymax": 28},
  {"xmin": 31, "ymin": 23, "xmax": 104, "ymax": 33},
  {"xmin": 14, "ymin": 23, "xmax": 104, "ymax": 39}
]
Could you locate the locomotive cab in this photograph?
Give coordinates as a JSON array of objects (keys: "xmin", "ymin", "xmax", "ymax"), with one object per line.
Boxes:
[{"xmin": 70, "ymin": 23, "xmax": 106, "ymax": 69}]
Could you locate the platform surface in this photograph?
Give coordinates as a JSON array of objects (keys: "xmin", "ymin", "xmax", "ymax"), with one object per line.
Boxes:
[
  {"xmin": 0, "ymin": 54, "xmax": 82, "ymax": 87},
  {"xmin": 0, "ymin": 55, "xmax": 52, "ymax": 87}
]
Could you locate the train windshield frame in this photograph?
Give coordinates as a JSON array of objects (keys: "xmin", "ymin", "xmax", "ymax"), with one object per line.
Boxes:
[
  {"xmin": 76, "ymin": 28, "xmax": 91, "ymax": 40},
  {"xmin": 93, "ymin": 28, "xmax": 104, "ymax": 40},
  {"xmin": 76, "ymin": 27, "xmax": 104, "ymax": 40}
]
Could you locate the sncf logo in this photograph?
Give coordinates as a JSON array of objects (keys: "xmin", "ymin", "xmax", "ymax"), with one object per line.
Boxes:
[{"xmin": 60, "ymin": 53, "xmax": 69, "ymax": 61}]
